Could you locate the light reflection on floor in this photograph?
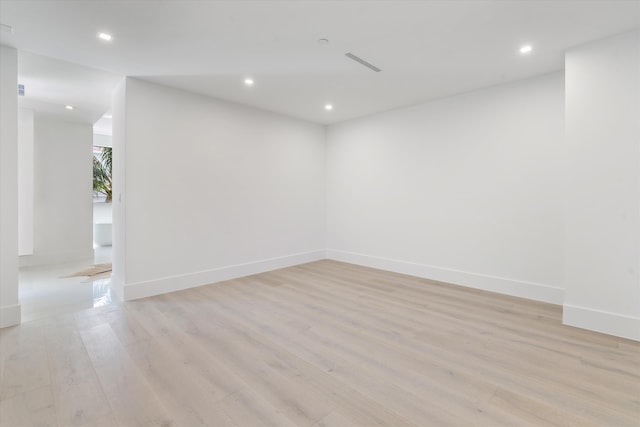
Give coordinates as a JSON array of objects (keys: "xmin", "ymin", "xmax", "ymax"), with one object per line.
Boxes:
[
  {"xmin": 19, "ymin": 246, "xmax": 115, "ymax": 323},
  {"xmin": 92, "ymin": 277, "xmax": 113, "ymax": 308}
]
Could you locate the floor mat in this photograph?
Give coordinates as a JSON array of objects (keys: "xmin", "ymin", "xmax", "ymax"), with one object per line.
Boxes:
[{"xmin": 65, "ymin": 263, "xmax": 112, "ymax": 279}]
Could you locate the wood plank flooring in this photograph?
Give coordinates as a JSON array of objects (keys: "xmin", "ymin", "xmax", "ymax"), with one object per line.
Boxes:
[{"xmin": 1, "ymin": 260, "xmax": 639, "ymax": 426}]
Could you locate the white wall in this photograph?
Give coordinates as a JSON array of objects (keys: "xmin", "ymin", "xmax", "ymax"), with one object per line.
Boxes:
[
  {"xmin": 111, "ymin": 78, "xmax": 127, "ymax": 299},
  {"xmin": 0, "ymin": 46, "xmax": 20, "ymax": 327},
  {"xmin": 116, "ymin": 78, "xmax": 326, "ymax": 300},
  {"xmin": 564, "ymin": 30, "xmax": 640, "ymax": 340},
  {"xmin": 21, "ymin": 116, "xmax": 94, "ymax": 266},
  {"xmin": 18, "ymin": 108, "xmax": 34, "ymax": 256},
  {"xmin": 326, "ymin": 72, "xmax": 565, "ymax": 304}
]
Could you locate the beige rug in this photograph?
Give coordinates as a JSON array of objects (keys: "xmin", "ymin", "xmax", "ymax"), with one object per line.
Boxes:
[{"xmin": 66, "ymin": 263, "xmax": 112, "ymax": 279}]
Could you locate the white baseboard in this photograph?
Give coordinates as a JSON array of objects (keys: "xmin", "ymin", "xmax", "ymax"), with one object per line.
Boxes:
[
  {"xmin": 563, "ymin": 304, "xmax": 640, "ymax": 341},
  {"xmin": 326, "ymin": 249, "xmax": 564, "ymax": 305},
  {"xmin": 121, "ymin": 250, "xmax": 326, "ymax": 301},
  {"xmin": 19, "ymin": 248, "xmax": 95, "ymax": 267},
  {"xmin": 110, "ymin": 274, "xmax": 125, "ymax": 302},
  {"xmin": 0, "ymin": 304, "xmax": 21, "ymax": 328}
]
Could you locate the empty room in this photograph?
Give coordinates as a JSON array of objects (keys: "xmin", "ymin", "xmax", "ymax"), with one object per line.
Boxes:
[{"xmin": 0, "ymin": 1, "xmax": 639, "ymax": 426}]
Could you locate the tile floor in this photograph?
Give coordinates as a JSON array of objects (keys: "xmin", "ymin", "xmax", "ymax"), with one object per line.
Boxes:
[{"xmin": 18, "ymin": 246, "xmax": 115, "ymax": 323}]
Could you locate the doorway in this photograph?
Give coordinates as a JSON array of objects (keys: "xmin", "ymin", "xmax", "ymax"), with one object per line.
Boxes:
[{"xmin": 17, "ymin": 51, "xmax": 121, "ymax": 322}]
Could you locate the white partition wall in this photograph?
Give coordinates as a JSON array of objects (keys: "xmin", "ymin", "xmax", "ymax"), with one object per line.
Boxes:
[
  {"xmin": 113, "ymin": 78, "xmax": 325, "ymax": 300},
  {"xmin": 0, "ymin": 46, "xmax": 20, "ymax": 327},
  {"xmin": 18, "ymin": 117, "xmax": 94, "ymax": 266},
  {"xmin": 564, "ymin": 30, "xmax": 640, "ymax": 340},
  {"xmin": 110, "ymin": 78, "xmax": 127, "ymax": 299}
]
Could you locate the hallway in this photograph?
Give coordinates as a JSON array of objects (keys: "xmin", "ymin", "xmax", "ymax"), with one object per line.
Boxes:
[{"xmin": 18, "ymin": 246, "xmax": 114, "ymax": 323}]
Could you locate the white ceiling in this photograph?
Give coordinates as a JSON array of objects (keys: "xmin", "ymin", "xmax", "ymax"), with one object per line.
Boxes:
[
  {"xmin": 1, "ymin": 1, "xmax": 639, "ymax": 124},
  {"xmin": 17, "ymin": 51, "xmax": 120, "ymax": 126}
]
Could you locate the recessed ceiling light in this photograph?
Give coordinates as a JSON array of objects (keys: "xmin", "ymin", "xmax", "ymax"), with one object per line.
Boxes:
[
  {"xmin": 97, "ymin": 32, "xmax": 112, "ymax": 42},
  {"xmin": 519, "ymin": 45, "xmax": 533, "ymax": 54},
  {"xmin": 244, "ymin": 78, "xmax": 254, "ymax": 86},
  {"xmin": 318, "ymin": 38, "xmax": 329, "ymax": 45},
  {"xmin": 65, "ymin": 105, "xmax": 74, "ymax": 110},
  {"xmin": 325, "ymin": 104, "xmax": 333, "ymax": 111}
]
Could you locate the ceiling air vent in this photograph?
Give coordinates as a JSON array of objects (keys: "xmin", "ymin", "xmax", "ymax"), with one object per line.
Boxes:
[
  {"xmin": 18, "ymin": 84, "xmax": 24, "ymax": 96},
  {"xmin": 345, "ymin": 52, "xmax": 382, "ymax": 72}
]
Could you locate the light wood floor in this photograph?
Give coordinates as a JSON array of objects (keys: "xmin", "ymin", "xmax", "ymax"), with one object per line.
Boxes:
[{"xmin": 1, "ymin": 260, "xmax": 639, "ymax": 426}]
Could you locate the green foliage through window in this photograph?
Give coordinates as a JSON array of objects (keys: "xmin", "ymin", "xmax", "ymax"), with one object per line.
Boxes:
[{"xmin": 93, "ymin": 147, "xmax": 112, "ymax": 202}]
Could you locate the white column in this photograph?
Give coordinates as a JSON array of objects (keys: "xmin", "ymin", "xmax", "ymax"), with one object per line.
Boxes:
[
  {"xmin": 564, "ymin": 30, "xmax": 640, "ymax": 340},
  {"xmin": 0, "ymin": 46, "xmax": 21, "ymax": 328}
]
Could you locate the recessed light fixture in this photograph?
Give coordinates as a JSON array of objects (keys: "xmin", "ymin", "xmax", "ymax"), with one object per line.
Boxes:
[
  {"xmin": 97, "ymin": 32, "xmax": 112, "ymax": 42},
  {"xmin": 318, "ymin": 38, "xmax": 329, "ymax": 45},
  {"xmin": 244, "ymin": 78, "xmax": 254, "ymax": 86},
  {"xmin": 519, "ymin": 44, "xmax": 533, "ymax": 54},
  {"xmin": 65, "ymin": 105, "xmax": 74, "ymax": 110},
  {"xmin": 324, "ymin": 104, "xmax": 333, "ymax": 111}
]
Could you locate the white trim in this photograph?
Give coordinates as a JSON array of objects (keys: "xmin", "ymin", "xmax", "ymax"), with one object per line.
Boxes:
[
  {"xmin": 326, "ymin": 249, "xmax": 564, "ymax": 304},
  {"xmin": 110, "ymin": 274, "xmax": 125, "ymax": 302},
  {"xmin": 121, "ymin": 250, "xmax": 326, "ymax": 301},
  {"xmin": 0, "ymin": 304, "xmax": 21, "ymax": 328},
  {"xmin": 563, "ymin": 304, "xmax": 640, "ymax": 341}
]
